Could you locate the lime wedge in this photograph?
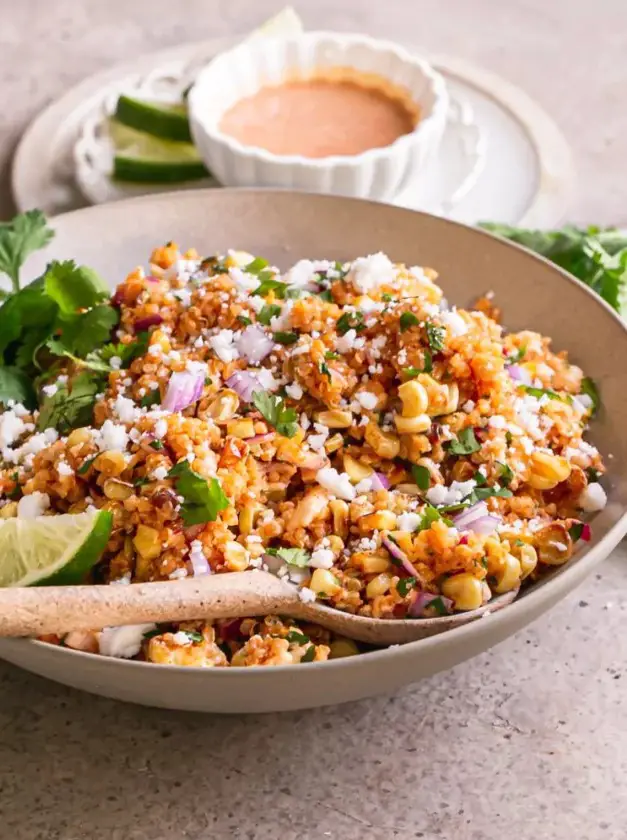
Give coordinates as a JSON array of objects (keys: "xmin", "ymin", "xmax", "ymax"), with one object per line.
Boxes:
[
  {"xmin": 109, "ymin": 119, "xmax": 209, "ymax": 184},
  {"xmin": 114, "ymin": 95, "xmax": 192, "ymax": 142},
  {"xmin": 246, "ymin": 6, "xmax": 304, "ymax": 40},
  {"xmin": 0, "ymin": 509, "xmax": 113, "ymax": 587}
]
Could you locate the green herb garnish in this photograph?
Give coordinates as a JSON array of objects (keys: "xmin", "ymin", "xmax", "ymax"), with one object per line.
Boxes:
[
  {"xmin": 428, "ymin": 596, "xmax": 449, "ymax": 616},
  {"xmin": 77, "ymin": 455, "xmax": 97, "ymax": 475},
  {"xmin": 580, "ymin": 376, "xmax": 600, "ymax": 416},
  {"xmin": 568, "ymin": 522, "xmax": 584, "ymax": 542},
  {"xmin": 36, "ymin": 371, "xmax": 104, "ymax": 433},
  {"xmin": 425, "ymin": 321, "xmax": 445, "ymax": 352},
  {"xmin": 396, "ymin": 577, "xmax": 417, "ymax": 597},
  {"xmin": 244, "ymin": 257, "xmax": 269, "ymax": 275},
  {"xmin": 336, "ymin": 311, "xmax": 364, "ymax": 335},
  {"xmin": 141, "ymin": 389, "xmax": 161, "ymax": 408},
  {"xmin": 251, "ymin": 391, "xmax": 298, "ymax": 438},
  {"xmin": 273, "ymin": 331, "xmax": 299, "ymax": 346},
  {"xmin": 252, "ymin": 274, "xmax": 288, "ymax": 299},
  {"xmin": 167, "ymin": 460, "xmax": 230, "ymax": 526},
  {"xmin": 301, "ymin": 644, "xmax": 316, "ymax": 662},
  {"xmin": 447, "ymin": 427, "xmax": 481, "ymax": 455},
  {"xmin": 507, "ymin": 345, "xmax": 527, "ymax": 364},
  {"xmin": 237, "ymin": 314, "xmax": 252, "ymax": 326},
  {"xmin": 411, "ymin": 464, "xmax": 430, "ymax": 491},
  {"xmin": 265, "ymin": 547, "xmax": 311, "ymax": 567},
  {"xmin": 286, "ymin": 630, "xmax": 310, "ymax": 645},
  {"xmin": 520, "ymin": 385, "xmax": 572, "ymax": 404},
  {"xmin": 400, "ymin": 311, "xmax": 419, "ymax": 332},
  {"xmin": 319, "ymin": 362, "xmax": 332, "ymax": 381},
  {"xmin": 257, "ymin": 304, "xmax": 281, "ymax": 326},
  {"xmin": 150, "ymin": 440, "xmax": 164, "ymax": 450},
  {"xmin": 0, "ymin": 210, "xmax": 54, "ymax": 295},
  {"xmin": 496, "ymin": 462, "xmax": 514, "ymax": 486},
  {"xmin": 185, "ymin": 630, "xmax": 204, "ymax": 643}
]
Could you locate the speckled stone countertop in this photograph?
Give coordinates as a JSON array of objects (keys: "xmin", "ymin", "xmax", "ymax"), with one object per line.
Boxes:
[{"xmin": 1, "ymin": 2, "xmax": 626, "ymax": 839}]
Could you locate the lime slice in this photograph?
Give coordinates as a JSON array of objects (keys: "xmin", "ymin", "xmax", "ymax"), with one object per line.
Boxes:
[
  {"xmin": 0, "ymin": 509, "xmax": 113, "ymax": 587},
  {"xmin": 109, "ymin": 119, "xmax": 209, "ymax": 184},
  {"xmin": 114, "ymin": 95, "xmax": 192, "ymax": 142},
  {"xmin": 246, "ymin": 6, "xmax": 304, "ymax": 40}
]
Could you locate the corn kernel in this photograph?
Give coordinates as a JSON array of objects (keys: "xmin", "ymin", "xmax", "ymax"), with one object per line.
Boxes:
[
  {"xmin": 343, "ymin": 454, "xmax": 373, "ymax": 483},
  {"xmin": 493, "ymin": 553, "xmax": 522, "ymax": 594},
  {"xmin": 513, "ymin": 543, "xmax": 538, "ymax": 579},
  {"xmin": 315, "ymin": 410, "xmax": 353, "ymax": 429},
  {"xmin": 528, "ymin": 452, "xmax": 572, "ymax": 490},
  {"xmin": 441, "ymin": 573, "xmax": 484, "ymax": 611},
  {"xmin": 359, "ymin": 510, "xmax": 398, "ymax": 532},
  {"xmin": 67, "ymin": 428, "xmax": 92, "ymax": 447},
  {"xmin": 309, "ymin": 568, "xmax": 342, "ymax": 596},
  {"xmin": 238, "ymin": 503, "xmax": 259, "ymax": 537},
  {"xmin": 226, "ymin": 418, "xmax": 256, "ymax": 439},
  {"xmin": 394, "ymin": 414, "xmax": 431, "ymax": 435},
  {"xmin": 398, "ymin": 380, "xmax": 429, "ymax": 417},
  {"xmin": 133, "ymin": 525, "xmax": 162, "ymax": 560},
  {"xmin": 94, "ymin": 450, "xmax": 127, "ymax": 477},
  {"xmin": 326, "ymin": 535, "xmax": 344, "ymax": 555},
  {"xmin": 329, "ymin": 499, "xmax": 349, "ymax": 538},
  {"xmin": 224, "ymin": 540, "xmax": 249, "ymax": 571},
  {"xmin": 358, "ymin": 554, "xmax": 391, "ymax": 574},
  {"xmin": 103, "ymin": 478, "xmax": 133, "ymax": 501},
  {"xmin": 203, "ymin": 389, "xmax": 239, "ymax": 423},
  {"xmin": 0, "ymin": 501, "xmax": 18, "ymax": 519},
  {"xmin": 366, "ymin": 573, "xmax": 393, "ymax": 599},
  {"xmin": 324, "ymin": 433, "xmax": 344, "ymax": 453},
  {"xmin": 535, "ymin": 523, "xmax": 572, "ymax": 565},
  {"xmin": 329, "ymin": 638, "xmax": 360, "ymax": 658},
  {"xmin": 364, "ymin": 422, "xmax": 400, "ymax": 459}
]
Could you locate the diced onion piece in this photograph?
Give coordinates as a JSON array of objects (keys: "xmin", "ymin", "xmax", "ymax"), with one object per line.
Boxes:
[{"xmin": 162, "ymin": 369, "xmax": 205, "ymax": 413}]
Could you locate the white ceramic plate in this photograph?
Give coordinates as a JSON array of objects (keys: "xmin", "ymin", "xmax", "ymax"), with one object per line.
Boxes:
[
  {"xmin": 0, "ymin": 189, "xmax": 625, "ymax": 713},
  {"xmin": 12, "ymin": 37, "xmax": 574, "ymax": 227}
]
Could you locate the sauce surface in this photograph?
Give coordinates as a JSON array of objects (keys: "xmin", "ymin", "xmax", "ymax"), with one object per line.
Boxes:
[{"xmin": 219, "ymin": 73, "xmax": 418, "ymax": 158}]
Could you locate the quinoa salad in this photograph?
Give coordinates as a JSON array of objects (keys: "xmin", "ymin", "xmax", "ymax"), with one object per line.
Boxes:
[{"xmin": 0, "ymin": 222, "xmax": 608, "ymax": 667}]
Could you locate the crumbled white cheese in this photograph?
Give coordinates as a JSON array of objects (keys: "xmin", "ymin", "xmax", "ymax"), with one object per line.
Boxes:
[
  {"xmin": 151, "ymin": 465, "xmax": 168, "ymax": 481},
  {"xmin": 357, "ymin": 296, "xmax": 385, "ymax": 314},
  {"xmin": 57, "ymin": 461, "xmax": 74, "ymax": 477},
  {"xmin": 98, "ymin": 420, "xmax": 129, "ymax": 452},
  {"xmin": 41, "ymin": 384, "xmax": 58, "ymax": 398},
  {"xmin": 171, "ymin": 631, "xmax": 194, "ymax": 646},
  {"xmin": 426, "ymin": 479, "xmax": 476, "ymax": 507},
  {"xmin": 354, "ymin": 477, "xmax": 373, "ymax": 494},
  {"xmin": 209, "ymin": 329, "xmax": 239, "ymax": 363},
  {"xmin": 154, "ymin": 419, "xmax": 168, "ymax": 439},
  {"xmin": 309, "ymin": 548, "xmax": 335, "ymax": 569},
  {"xmin": 397, "ymin": 512, "xmax": 422, "ymax": 532},
  {"xmin": 350, "ymin": 253, "xmax": 395, "ymax": 293},
  {"xmin": 298, "ymin": 586, "xmax": 317, "ymax": 603},
  {"xmin": 336, "ymin": 328, "xmax": 357, "ymax": 354},
  {"xmin": 488, "ymin": 415, "xmax": 507, "ymax": 430},
  {"xmin": 229, "ymin": 266, "xmax": 259, "ymax": 293},
  {"xmin": 99, "ymin": 624, "xmax": 156, "ymax": 658},
  {"xmin": 113, "ymin": 395, "xmax": 139, "ymax": 424},
  {"xmin": 256, "ymin": 368, "xmax": 280, "ymax": 391},
  {"xmin": 17, "ymin": 491, "xmax": 50, "ymax": 519},
  {"xmin": 356, "ymin": 391, "xmax": 378, "ymax": 411},
  {"xmin": 109, "ymin": 356, "xmax": 122, "ymax": 370},
  {"xmin": 578, "ymin": 483, "xmax": 607, "ymax": 512},
  {"xmin": 284, "ymin": 259, "xmax": 316, "ymax": 288},
  {"xmin": 0, "ymin": 411, "xmax": 26, "ymax": 448},
  {"xmin": 440, "ymin": 309, "xmax": 468, "ymax": 337},
  {"xmin": 316, "ymin": 467, "xmax": 356, "ymax": 501}
]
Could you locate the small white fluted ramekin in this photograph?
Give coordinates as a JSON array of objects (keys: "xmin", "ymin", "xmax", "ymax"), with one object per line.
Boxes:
[{"xmin": 188, "ymin": 32, "xmax": 449, "ymax": 202}]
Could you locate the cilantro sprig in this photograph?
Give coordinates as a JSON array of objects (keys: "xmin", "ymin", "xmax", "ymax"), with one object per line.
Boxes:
[
  {"xmin": 0, "ymin": 210, "xmax": 54, "ymax": 295},
  {"xmin": 167, "ymin": 461, "xmax": 230, "ymax": 526},
  {"xmin": 252, "ymin": 391, "xmax": 298, "ymax": 438},
  {"xmin": 447, "ymin": 428, "xmax": 481, "ymax": 455},
  {"xmin": 265, "ymin": 547, "xmax": 310, "ymax": 567}
]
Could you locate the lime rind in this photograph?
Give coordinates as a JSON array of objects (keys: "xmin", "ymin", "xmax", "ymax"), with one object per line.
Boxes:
[
  {"xmin": 0, "ymin": 510, "xmax": 113, "ymax": 588},
  {"xmin": 114, "ymin": 95, "xmax": 192, "ymax": 143}
]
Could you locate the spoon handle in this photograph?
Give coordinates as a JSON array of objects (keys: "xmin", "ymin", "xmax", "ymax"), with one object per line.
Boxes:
[{"xmin": 0, "ymin": 572, "xmax": 299, "ymax": 637}]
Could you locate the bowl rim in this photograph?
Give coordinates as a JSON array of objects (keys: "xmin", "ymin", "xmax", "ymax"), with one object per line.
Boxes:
[
  {"xmin": 187, "ymin": 30, "xmax": 449, "ymax": 168},
  {"xmin": 13, "ymin": 186, "xmax": 627, "ymax": 679}
]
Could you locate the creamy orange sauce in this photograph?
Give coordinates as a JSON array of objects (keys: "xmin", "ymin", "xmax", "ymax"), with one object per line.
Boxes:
[{"xmin": 219, "ymin": 71, "xmax": 418, "ymax": 158}]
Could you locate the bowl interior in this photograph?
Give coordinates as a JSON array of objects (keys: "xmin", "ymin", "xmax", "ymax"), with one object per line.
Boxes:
[{"xmin": 12, "ymin": 188, "xmax": 627, "ymax": 712}]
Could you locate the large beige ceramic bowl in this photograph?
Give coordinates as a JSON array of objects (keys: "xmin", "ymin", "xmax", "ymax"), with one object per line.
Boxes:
[{"xmin": 0, "ymin": 190, "xmax": 625, "ymax": 713}]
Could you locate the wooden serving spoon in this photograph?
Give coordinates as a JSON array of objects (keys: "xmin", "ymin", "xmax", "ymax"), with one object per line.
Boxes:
[{"xmin": 0, "ymin": 571, "xmax": 518, "ymax": 645}]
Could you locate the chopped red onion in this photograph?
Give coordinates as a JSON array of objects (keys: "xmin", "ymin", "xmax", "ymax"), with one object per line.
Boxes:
[
  {"xmin": 581, "ymin": 523, "xmax": 592, "ymax": 542},
  {"xmin": 247, "ymin": 432, "xmax": 275, "ymax": 444},
  {"xmin": 507, "ymin": 364, "xmax": 524, "ymax": 381},
  {"xmin": 189, "ymin": 553, "xmax": 210, "ymax": 576},
  {"xmin": 226, "ymin": 371, "xmax": 261, "ymax": 402},
  {"xmin": 236, "ymin": 324, "xmax": 274, "ymax": 364},
  {"xmin": 408, "ymin": 592, "xmax": 453, "ymax": 618},
  {"xmin": 381, "ymin": 536, "xmax": 421, "ymax": 578},
  {"xmin": 371, "ymin": 472, "xmax": 390, "ymax": 491},
  {"xmin": 134, "ymin": 313, "xmax": 164, "ymax": 332},
  {"xmin": 453, "ymin": 501, "xmax": 500, "ymax": 535},
  {"xmin": 162, "ymin": 369, "xmax": 205, "ymax": 413},
  {"xmin": 145, "ymin": 275, "xmax": 160, "ymax": 283},
  {"xmin": 221, "ymin": 618, "xmax": 243, "ymax": 641}
]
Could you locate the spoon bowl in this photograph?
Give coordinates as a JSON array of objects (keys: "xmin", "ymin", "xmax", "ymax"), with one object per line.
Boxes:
[{"xmin": 0, "ymin": 570, "xmax": 518, "ymax": 645}]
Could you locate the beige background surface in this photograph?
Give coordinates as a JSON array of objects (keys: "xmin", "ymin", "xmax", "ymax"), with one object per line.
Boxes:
[{"xmin": 1, "ymin": 2, "xmax": 626, "ymax": 839}]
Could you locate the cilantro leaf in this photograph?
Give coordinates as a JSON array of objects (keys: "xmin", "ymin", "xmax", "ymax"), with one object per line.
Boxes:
[
  {"xmin": 396, "ymin": 577, "xmax": 416, "ymax": 597},
  {"xmin": 400, "ymin": 311, "xmax": 419, "ymax": 332},
  {"xmin": 257, "ymin": 304, "xmax": 281, "ymax": 326},
  {"xmin": 581, "ymin": 376, "xmax": 600, "ymax": 416},
  {"xmin": 507, "ymin": 345, "xmax": 527, "ymax": 364},
  {"xmin": 336, "ymin": 311, "xmax": 364, "ymax": 336},
  {"xmin": 167, "ymin": 461, "xmax": 230, "ymax": 526},
  {"xmin": 99, "ymin": 331, "xmax": 150, "ymax": 369},
  {"xmin": 417, "ymin": 504, "xmax": 452, "ymax": 531},
  {"xmin": 50, "ymin": 305, "xmax": 119, "ymax": 359},
  {"xmin": 447, "ymin": 428, "xmax": 481, "ymax": 455},
  {"xmin": 266, "ymin": 547, "xmax": 311, "ymax": 567},
  {"xmin": 0, "ymin": 210, "xmax": 54, "ymax": 293},
  {"xmin": 0, "ymin": 280, "xmax": 57, "ymax": 362},
  {"xmin": 251, "ymin": 391, "xmax": 298, "ymax": 438},
  {"xmin": 496, "ymin": 462, "xmax": 514, "ymax": 486},
  {"xmin": 568, "ymin": 522, "xmax": 584, "ymax": 542},
  {"xmin": 467, "ymin": 486, "xmax": 513, "ymax": 504},
  {"xmin": 36, "ymin": 371, "xmax": 103, "ymax": 433},
  {"xmin": 244, "ymin": 257, "xmax": 270, "ymax": 275},
  {"xmin": 141, "ymin": 389, "xmax": 161, "ymax": 408},
  {"xmin": 520, "ymin": 384, "xmax": 572, "ymax": 404},
  {"xmin": 77, "ymin": 455, "xmax": 97, "ymax": 475},
  {"xmin": 43, "ymin": 260, "xmax": 109, "ymax": 314},
  {"xmin": 0, "ymin": 366, "xmax": 36, "ymax": 409},
  {"xmin": 301, "ymin": 644, "xmax": 316, "ymax": 662},
  {"xmin": 285, "ymin": 630, "xmax": 310, "ymax": 645},
  {"xmin": 185, "ymin": 630, "xmax": 204, "ymax": 643},
  {"xmin": 237, "ymin": 314, "xmax": 252, "ymax": 326},
  {"xmin": 411, "ymin": 464, "xmax": 430, "ymax": 491},
  {"xmin": 252, "ymin": 273, "xmax": 287, "ymax": 299},
  {"xmin": 425, "ymin": 321, "xmax": 445, "ymax": 352},
  {"xmin": 273, "ymin": 331, "xmax": 299, "ymax": 346},
  {"xmin": 428, "ymin": 596, "xmax": 449, "ymax": 616}
]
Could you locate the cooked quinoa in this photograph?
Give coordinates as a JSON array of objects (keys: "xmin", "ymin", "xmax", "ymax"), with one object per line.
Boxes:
[{"xmin": 0, "ymin": 245, "xmax": 607, "ymax": 667}]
